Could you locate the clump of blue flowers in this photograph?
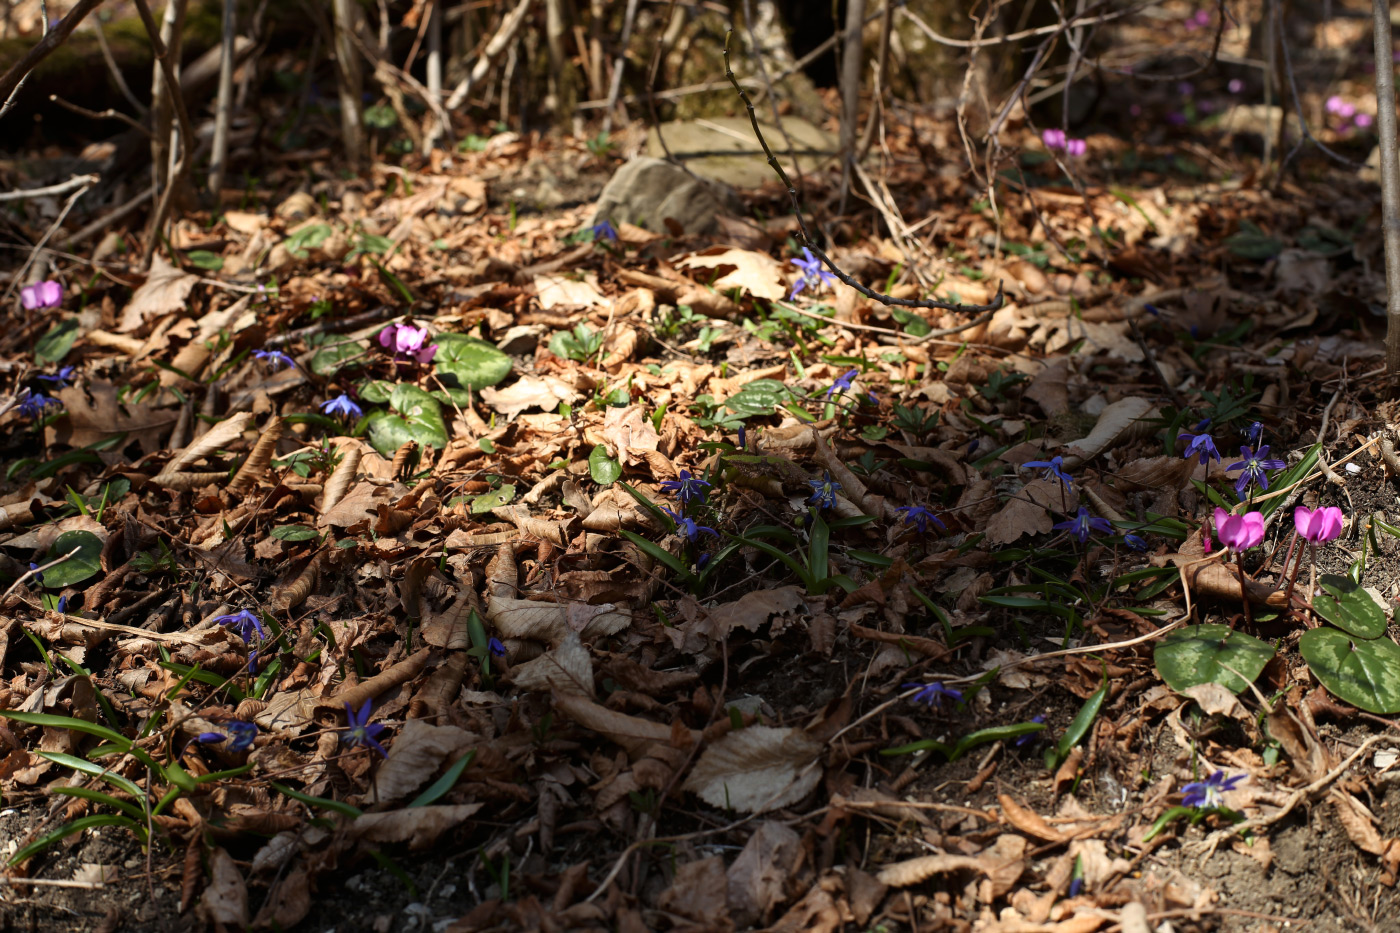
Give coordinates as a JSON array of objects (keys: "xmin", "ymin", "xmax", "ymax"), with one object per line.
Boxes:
[
  {"xmin": 17, "ymin": 391, "xmax": 59, "ymax": 420},
  {"xmin": 789, "ymin": 246, "xmax": 837, "ymax": 299}
]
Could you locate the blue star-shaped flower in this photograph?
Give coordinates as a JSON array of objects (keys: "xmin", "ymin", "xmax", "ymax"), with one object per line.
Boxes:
[
  {"xmin": 659, "ymin": 469, "xmax": 711, "ymax": 507},
  {"xmin": 488, "ymin": 637, "xmax": 506, "ymax": 658},
  {"xmin": 825, "ymin": 369, "xmax": 859, "ymax": 400},
  {"xmin": 789, "ymin": 246, "xmax": 837, "ymax": 299},
  {"xmin": 35, "ymin": 365, "xmax": 76, "ymax": 387},
  {"xmin": 589, "ymin": 220, "xmax": 617, "ymax": 241},
  {"xmin": 1246, "ymin": 421, "xmax": 1263, "ymax": 447},
  {"xmin": 1053, "ymin": 506, "xmax": 1113, "ymax": 544},
  {"xmin": 320, "ymin": 394, "xmax": 363, "ymax": 419},
  {"xmin": 903, "ymin": 681, "xmax": 963, "ymax": 708},
  {"xmin": 253, "ymin": 348, "xmax": 296, "ymax": 371},
  {"xmin": 1022, "ymin": 455, "xmax": 1073, "ymax": 489},
  {"xmin": 1178, "ymin": 421, "xmax": 1220, "ymax": 465},
  {"xmin": 895, "ymin": 505, "xmax": 946, "ymax": 534},
  {"xmin": 1226, "ymin": 445, "xmax": 1286, "ymax": 495},
  {"xmin": 214, "ymin": 609, "xmax": 266, "ymax": 644},
  {"xmin": 807, "ymin": 472, "xmax": 841, "ymax": 510},
  {"xmin": 661, "ymin": 506, "xmax": 718, "ymax": 543},
  {"xmin": 199, "ymin": 721, "xmax": 259, "ymax": 753},
  {"xmin": 342, "ymin": 700, "xmax": 388, "ymax": 757},
  {"xmin": 17, "ymin": 392, "xmax": 59, "ymax": 419},
  {"xmin": 1123, "ymin": 533, "xmax": 1148, "ymax": 551},
  {"xmin": 1181, "ymin": 770, "xmax": 1244, "ymax": 809}
]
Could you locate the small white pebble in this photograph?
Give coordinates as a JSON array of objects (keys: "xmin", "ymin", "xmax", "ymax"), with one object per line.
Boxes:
[{"xmin": 1346, "ymin": 462, "xmax": 1362, "ymax": 475}]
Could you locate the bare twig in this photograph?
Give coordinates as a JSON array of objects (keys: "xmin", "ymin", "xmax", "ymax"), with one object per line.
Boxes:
[
  {"xmin": 1374, "ymin": 4, "xmax": 1400, "ymax": 378},
  {"xmin": 131, "ymin": 0, "xmax": 197, "ymax": 270},
  {"xmin": 599, "ymin": 0, "xmax": 640, "ymax": 135},
  {"xmin": 48, "ymin": 95, "xmax": 149, "ymax": 134},
  {"xmin": 723, "ymin": 30, "xmax": 1004, "ymax": 316},
  {"xmin": 94, "ymin": 14, "xmax": 147, "ymax": 116},
  {"xmin": 0, "ymin": 0, "xmax": 103, "ymax": 120},
  {"xmin": 443, "ymin": 0, "xmax": 536, "ymax": 111},
  {"xmin": 208, "ymin": 0, "xmax": 237, "ymax": 195},
  {"xmin": 0, "ymin": 173, "xmax": 99, "ymax": 203}
]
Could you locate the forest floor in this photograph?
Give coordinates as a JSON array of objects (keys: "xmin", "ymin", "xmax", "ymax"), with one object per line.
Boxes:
[{"xmin": 4, "ymin": 7, "xmax": 1400, "ymax": 933}]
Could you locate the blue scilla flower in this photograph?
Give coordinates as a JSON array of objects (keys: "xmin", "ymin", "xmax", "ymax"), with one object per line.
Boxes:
[
  {"xmin": 342, "ymin": 700, "xmax": 388, "ymax": 757},
  {"xmin": 1022, "ymin": 455, "xmax": 1073, "ymax": 489},
  {"xmin": 1181, "ymin": 770, "xmax": 1243, "ymax": 809},
  {"xmin": 896, "ymin": 505, "xmax": 946, "ymax": 534},
  {"xmin": 789, "ymin": 247, "xmax": 837, "ymax": 299},
  {"xmin": 825, "ymin": 369, "xmax": 858, "ymax": 400},
  {"xmin": 214, "ymin": 609, "xmax": 265, "ymax": 643},
  {"xmin": 36, "ymin": 365, "xmax": 75, "ymax": 387},
  {"xmin": 660, "ymin": 470, "xmax": 710, "ymax": 507},
  {"xmin": 807, "ymin": 472, "xmax": 840, "ymax": 509},
  {"xmin": 904, "ymin": 681, "xmax": 962, "ymax": 708},
  {"xmin": 661, "ymin": 506, "xmax": 717, "ymax": 543},
  {"xmin": 253, "ymin": 348, "xmax": 296, "ymax": 371},
  {"xmin": 320, "ymin": 394, "xmax": 363, "ymax": 419},
  {"xmin": 1226, "ymin": 445, "xmax": 1285, "ymax": 496},
  {"xmin": 589, "ymin": 219, "xmax": 617, "ymax": 241},
  {"xmin": 199, "ymin": 721, "xmax": 258, "ymax": 753},
  {"xmin": 1178, "ymin": 420, "xmax": 1220, "ymax": 465},
  {"xmin": 18, "ymin": 392, "xmax": 59, "ymax": 419},
  {"xmin": 1053, "ymin": 506, "xmax": 1112, "ymax": 544}
]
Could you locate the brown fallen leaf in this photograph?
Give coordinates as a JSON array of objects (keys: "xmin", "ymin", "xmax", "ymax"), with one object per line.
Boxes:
[
  {"xmin": 195, "ymin": 847, "xmax": 249, "ymax": 928},
  {"xmin": 369, "ymin": 719, "xmax": 476, "ymax": 806},
  {"xmin": 119, "ymin": 254, "xmax": 199, "ymax": 332},
  {"xmin": 999, "ymin": 794, "xmax": 1068, "ymax": 843},
  {"xmin": 683, "ymin": 725, "xmax": 823, "ymax": 814}
]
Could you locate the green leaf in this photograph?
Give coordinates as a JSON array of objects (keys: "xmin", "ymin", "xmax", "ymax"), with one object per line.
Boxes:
[
  {"xmin": 364, "ymin": 104, "xmax": 397, "ymax": 129},
  {"xmin": 619, "ymin": 530, "xmax": 691, "ymax": 579},
  {"xmin": 1047, "ymin": 675, "xmax": 1107, "ymax": 770},
  {"xmin": 186, "ymin": 250, "xmax": 224, "ymax": 270},
  {"xmin": 285, "ymin": 223, "xmax": 332, "ymax": 259},
  {"xmin": 434, "ymin": 334, "xmax": 512, "ymax": 391},
  {"xmin": 35, "ymin": 317, "xmax": 80, "ymax": 364},
  {"xmin": 10, "ymin": 814, "xmax": 140, "ymax": 866},
  {"xmin": 38, "ymin": 752, "xmax": 146, "ymax": 802},
  {"xmin": 49, "ymin": 785, "xmax": 148, "ymax": 822},
  {"xmin": 271, "ymin": 781, "xmax": 363, "ymax": 818},
  {"xmin": 1258, "ymin": 444, "xmax": 1320, "ymax": 518},
  {"xmin": 1299, "ymin": 628, "xmax": 1400, "ymax": 714},
  {"xmin": 42, "ymin": 530, "xmax": 104, "ymax": 588},
  {"xmin": 589, "ymin": 445, "xmax": 621, "ymax": 485},
  {"xmin": 1310, "ymin": 574, "xmax": 1390, "ymax": 639},
  {"xmin": 408, "ymin": 751, "xmax": 475, "ymax": 808},
  {"xmin": 469, "ymin": 485, "xmax": 516, "ymax": 515},
  {"xmin": 270, "ymin": 524, "xmax": 320, "ymax": 542},
  {"xmin": 1154, "ymin": 624, "xmax": 1275, "ymax": 695},
  {"xmin": 366, "ymin": 385, "xmax": 449, "ymax": 456},
  {"xmin": 724, "ymin": 380, "xmax": 789, "ymax": 419},
  {"xmin": 310, "ymin": 340, "xmax": 365, "ymax": 377},
  {"xmin": 1224, "ymin": 221, "xmax": 1283, "ymax": 260},
  {"xmin": 359, "ymin": 379, "xmax": 396, "ymax": 404}
]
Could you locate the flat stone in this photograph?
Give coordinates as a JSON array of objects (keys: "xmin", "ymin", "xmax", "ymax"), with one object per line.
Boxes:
[
  {"xmin": 646, "ymin": 116, "xmax": 838, "ymax": 187},
  {"xmin": 592, "ymin": 156, "xmax": 730, "ymax": 235}
]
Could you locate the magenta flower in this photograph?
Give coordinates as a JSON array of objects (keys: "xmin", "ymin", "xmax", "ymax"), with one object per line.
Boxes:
[
  {"xmin": 1213, "ymin": 508, "xmax": 1264, "ymax": 551},
  {"xmin": 1228, "ymin": 78, "xmax": 1244, "ymax": 94},
  {"xmin": 1326, "ymin": 95, "xmax": 1356, "ymax": 118},
  {"xmin": 1295, "ymin": 506, "xmax": 1343, "ymax": 544},
  {"xmin": 378, "ymin": 323, "xmax": 438, "ymax": 364},
  {"xmin": 1065, "ymin": 138, "xmax": 1087, "ymax": 158},
  {"xmin": 1355, "ymin": 113, "xmax": 1374, "ymax": 129},
  {"xmin": 20, "ymin": 280, "xmax": 62, "ymax": 311},
  {"xmin": 1042, "ymin": 128, "xmax": 1067, "ymax": 150}
]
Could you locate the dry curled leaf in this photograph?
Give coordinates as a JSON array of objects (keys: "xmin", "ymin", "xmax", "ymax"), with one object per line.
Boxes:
[{"xmin": 683, "ymin": 725, "xmax": 823, "ymax": 814}]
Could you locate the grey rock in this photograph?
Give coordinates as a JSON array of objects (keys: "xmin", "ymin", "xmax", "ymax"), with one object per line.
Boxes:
[{"xmin": 592, "ymin": 157, "xmax": 728, "ymax": 235}]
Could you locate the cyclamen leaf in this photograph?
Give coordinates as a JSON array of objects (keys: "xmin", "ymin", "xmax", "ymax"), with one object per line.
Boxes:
[
  {"xmin": 1310, "ymin": 575, "xmax": 1390, "ymax": 639},
  {"xmin": 1300, "ymin": 628, "xmax": 1400, "ymax": 714},
  {"xmin": 1154, "ymin": 624, "xmax": 1274, "ymax": 696}
]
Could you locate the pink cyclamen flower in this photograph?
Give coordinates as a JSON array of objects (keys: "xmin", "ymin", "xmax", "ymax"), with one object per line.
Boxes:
[
  {"xmin": 1042, "ymin": 128, "xmax": 1067, "ymax": 150},
  {"xmin": 378, "ymin": 323, "xmax": 437, "ymax": 364},
  {"xmin": 1214, "ymin": 507, "xmax": 1264, "ymax": 552},
  {"xmin": 1295, "ymin": 506, "xmax": 1344, "ymax": 544},
  {"xmin": 1354, "ymin": 113, "xmax": 1373, "ymax": 129},
  {"xmin": 1065, "ymin": 138, "xmax": 1087, "ymax": 157},
  {"xmin": 1326, "ymin": 96, "xmax": 1356, "ymax": 119},
  {"xmin": 1228, "ymin": 78, "xmax": 1244, "ymax": 94},
  {"xmin": 20, "ymin": 280, "xmax": 62, "ymax": 311}
]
